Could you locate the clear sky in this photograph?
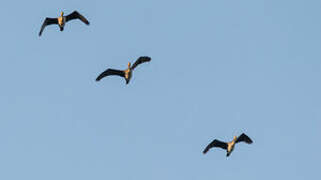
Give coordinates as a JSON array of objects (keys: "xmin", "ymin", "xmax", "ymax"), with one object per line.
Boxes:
[{"xmin": 0, "ymin": 0, "xmax": 320, "ymax": 179}]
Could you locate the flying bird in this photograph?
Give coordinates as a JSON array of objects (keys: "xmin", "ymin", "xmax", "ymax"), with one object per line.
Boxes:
[
  {"xmin": 39, "ymin": 11, "xmax": 89, "ymax": 36},
  {"xmin": 96, "ymin": 56, "xmax": 151, "ymax": 84},
  {"xmin": 203, "ymin": 133, "xmax": 253, "ymax": 157}
]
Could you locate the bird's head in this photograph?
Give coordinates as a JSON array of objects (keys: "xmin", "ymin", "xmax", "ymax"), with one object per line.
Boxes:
[
  {"xmin": 60, "ymin": 11, "xmax": 64, "ymax": 16},
  {"xmin": 128, "ymin": 62, "xmax": 131, "ymax": 68},
  {"xmin": 233, "ymin": 136, "xmax": 237, "ymax": 141}
]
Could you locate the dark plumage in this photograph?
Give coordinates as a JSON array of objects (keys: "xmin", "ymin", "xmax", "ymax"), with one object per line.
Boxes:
[
  {"xmin": 131, "ymin": 56, "xmax": 151, "ymax": 70},
  {"xmin": 203, "ymin": 139, "xmax": 227, "ymax": 154},
  {"xmin": 39, "ymin": 18, "xmax": 58, "ymax": 36},
  {"xmin": 236, "ymin": 133, "xmax": 253, "ymax": 144},
  {"xmin": 39, "ymin": 11, "xmax": 89, "ymax": 36},
  {"xmin": 96, "ymin": 69, "xmax": 125, "ymax": 81},
  {"xmin": 65, "ymin": 11, "xmax": 89, "ymax": 25},
  {"xmin": 203, "ymin": 133, "xmax": 253, "ymax": 157},
  {"xmin": 96, "ymin": 56, "xmax": 151, "ymax": 84}
]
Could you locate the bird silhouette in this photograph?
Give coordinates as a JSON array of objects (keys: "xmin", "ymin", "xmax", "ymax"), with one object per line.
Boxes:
[
  {"xmin": 39, "ymin": 11, "xmax": 89, "ymax": 36},
  {"xmin": 96, "ymin": 56, "xmax": 151, "ymax": 84},
  {"xmin": 203, "ymin": 133, "xmax": 253, "ymax": 157}
]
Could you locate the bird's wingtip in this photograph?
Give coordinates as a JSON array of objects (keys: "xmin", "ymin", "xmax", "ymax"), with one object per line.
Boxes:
[{"xmin": 202, "ymin": 149, "xmax": 208, "ymax": 154}]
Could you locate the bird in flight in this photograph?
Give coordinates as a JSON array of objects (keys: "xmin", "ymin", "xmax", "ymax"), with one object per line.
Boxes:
[
  {"xmin": 96, "ymin": 56, "xmax": 151, "ymax": 84},
  {"xmin": 203, "ymin": 133, "xmax": 253, "ymax": 157},
  {"xmin": 39, "ymin": 11, "xmax": 90, "ymax": 36}
]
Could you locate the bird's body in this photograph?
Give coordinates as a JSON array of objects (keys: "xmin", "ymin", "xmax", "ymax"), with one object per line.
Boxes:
[
  {"xmin": 57, "ymin": 14, "xmax": 66, "ymax": 31},
  {"xmin": 96, "ymin": 56, "xmax": 151, "ymax": 84},
  {"xmin": 226, "ymin": 137, "xmax": 237, "ymax": 157},
  {"xmin": 39, "ymin": 11, "xmax": 89, "ymax": 36},
  {"xmin": 124, "ymin": 66, "xmax": 132, "ymax": 84},
  {"xmin": 203, "ymin": 133, "xmax": 253, "ymax": 157}
]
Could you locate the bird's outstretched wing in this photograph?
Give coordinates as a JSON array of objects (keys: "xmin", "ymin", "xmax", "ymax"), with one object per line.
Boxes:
[
  {"xmin": 96, "ymin": 69, "xmax": 125, "ymax": 81},
  {"xmin": 39, "ymin": 18, "xmax": 58, "ymax": 36},
  {"xmin": 66, "ymin": 11, "xmax": 90, "ymax": 25},
  {"xmin": 236, "ymin": 133, "xmax": 253, "ymax": 144},
  {"xmin": 203, "ymin": 139, "xmax": 227, "ymax": 154},
  {"xmin": 131, "ymin": 56, "xmax": 151, "ymax": 70}
]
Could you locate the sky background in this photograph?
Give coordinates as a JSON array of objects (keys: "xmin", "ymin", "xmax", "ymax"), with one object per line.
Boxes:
[{"xmin": 0, "ymin": 0, "xmax": 320, "ymax": 179}]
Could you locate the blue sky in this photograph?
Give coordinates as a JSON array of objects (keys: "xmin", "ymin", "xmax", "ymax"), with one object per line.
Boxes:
[{"xmin": 0, "ymin": 0, "xmax": 320, "ymax": 179}]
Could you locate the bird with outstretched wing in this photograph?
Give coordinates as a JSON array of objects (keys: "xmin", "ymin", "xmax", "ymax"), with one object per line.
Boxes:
[
  {"xmin": 96, "ymin": 56, "xmax": 151, "ymax": 84},
  {"xmin": 203, "ymin": 139, "xmax": 228, "ymax": 154}
]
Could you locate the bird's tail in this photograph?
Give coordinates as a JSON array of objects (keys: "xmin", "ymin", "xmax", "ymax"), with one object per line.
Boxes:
[{"xmin": 60, "ymin": 27, "xmax": 64, "ymax": 31}]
